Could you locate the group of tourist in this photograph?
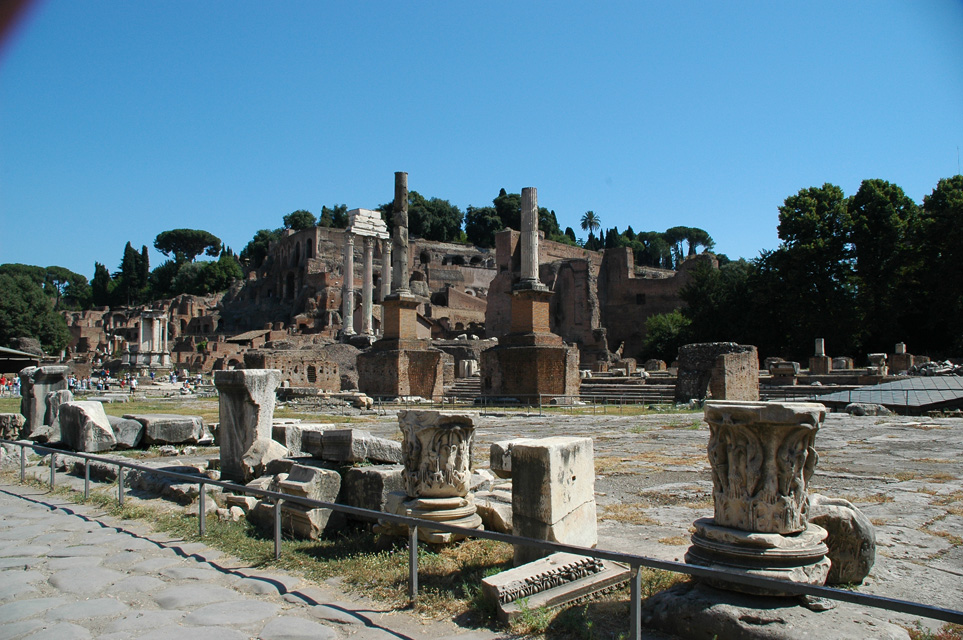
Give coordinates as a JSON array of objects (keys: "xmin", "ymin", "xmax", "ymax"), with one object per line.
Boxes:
[{"xmin": 0, "ymin": 374, "xmax": 21, "ymax": 396}]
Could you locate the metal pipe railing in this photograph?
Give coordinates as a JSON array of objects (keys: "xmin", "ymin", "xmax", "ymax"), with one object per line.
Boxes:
[{"xmin": 4, "ymin": 437, "xmax": 962, "ymax": 636}]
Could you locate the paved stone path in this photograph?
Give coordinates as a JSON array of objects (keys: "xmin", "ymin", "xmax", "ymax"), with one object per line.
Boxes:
[{"xmin": 0, "ymin": 483, "xmax": 502, "ymax": 640}]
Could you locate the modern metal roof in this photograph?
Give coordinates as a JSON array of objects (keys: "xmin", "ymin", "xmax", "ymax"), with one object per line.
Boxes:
[{"xmin": 817, "ymin": 376, "xmax": 963, "ymax": 410}]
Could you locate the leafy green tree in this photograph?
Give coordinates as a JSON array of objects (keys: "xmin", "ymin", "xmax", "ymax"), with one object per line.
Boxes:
[
  {"xmin": 114, "ymin": 241, "xmax": 150, "ymax": 305},
  {"xmin": 684, "ymin": 227, "xmax": 715, "ymax": 256},
  {"xmin": 767, "ymin": 184, "xmax": 859, "ymax": 356},
  {"xmin": 917, "ymin": 175, "xmax": 963, "ymax": 351},
  {"xmin": 464, "ymin": 205, "xmax": 502, "ymax": 248},
  {"xmin": 564, "ymin": 227, "xmax": 578, "ymax": 244},
  {"xmin": 319, "ymin": 204, "xmax": 349, "ymax": 229},
  {"xmin": 680, "ymin": 259, "xmax": 752, "ymax": 344},
  {"xmin": 0, "ymin": 271, "xmax": 69, "ymax": 352},
  {"xmin": 148, "ymin": 260, "xmax": 181, "ymax": 299},
  {"xmin": 408, "ymin": 191, "xmax": 464, "ymax": 242},
  {"xmin": 583, "ymin": 231, "xmax": 602, "ymax": 252},
  {"xmin": 493, "ymin": 189, "xmax": 521, "ymax": 231},
  {"xmin": 44, "ymin": 266, "xmax": 91, "ymax": 310},
  {"xmin": 91, "ymin": 262, "xmax": 114, "ymax": 307},
  {"xmin": 283, "ymin": 209, "xmax": 317, "ymax": 230},
  {"xmin": 154, "ymin": 229, "xmax": 222, "ymax": 263},
  {"xmin": 848, "ymin": 179, "xmax": 920, "ymax": 350},
  {"xmin": 634, "ymin": 232, "xmax": 672, "ymax": 268},
  {"xmin": 580, "ymin": 211, "xmax": 601, "ymax": 236},
  {"xmin": 239, "ymin": 228, "xmax": 282, "ymax": 268},
  {"xmin": 643, "ymin": 309, "xmax": 691, "ymax": 362}
]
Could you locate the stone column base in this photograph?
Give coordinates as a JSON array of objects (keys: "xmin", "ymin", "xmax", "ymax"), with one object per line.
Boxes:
[{"xmin": 684, "ymin": 518, "xmax": 831, "ymax": 596}]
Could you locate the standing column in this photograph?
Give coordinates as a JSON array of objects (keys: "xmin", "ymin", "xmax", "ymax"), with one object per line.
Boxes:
[
  {"xmin": 342, "ymin": 233, "xmax": 356, "ymax": 336},
  {"xmin": 138, "ymin": 316, "xmax": 144, "ymax": 363},
  {"xmin": 362, "ymin": 236, "xmax": 374, "ymax": 335},
  {"xmin": 381, "ymin": 241, "xmax": 392, "ymax": 300},
  {"xmin": 391, "ymin": 171, "xmax": 410, "ymax": 295},
  {"xmin": 519, "ymin": 187, "xmax": 539, "ymax": 288}
]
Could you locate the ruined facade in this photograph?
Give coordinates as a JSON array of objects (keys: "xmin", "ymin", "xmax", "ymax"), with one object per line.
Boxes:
[{"xmin": 486, "ymin": 229, "xmax": 714, "ymax": 364}]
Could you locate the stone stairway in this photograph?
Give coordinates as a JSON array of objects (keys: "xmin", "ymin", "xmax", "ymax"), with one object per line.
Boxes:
[{"xmin": 444, "ymin": 376, "xmax": 482, "ymax": 400}]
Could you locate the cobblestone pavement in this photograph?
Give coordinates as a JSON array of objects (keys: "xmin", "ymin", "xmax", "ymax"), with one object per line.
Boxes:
[{"xmin": 0, "ymin": 483, "xmax": 503, "ymax": 640}]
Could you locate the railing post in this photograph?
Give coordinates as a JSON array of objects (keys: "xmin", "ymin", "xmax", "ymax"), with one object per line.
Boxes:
[
  {"xmin": 538, "ymin": 394, "xmax": 542, "ymax": 416},
  {"xmin": 118, "ymin": 467, "xmax": 125, "ymax": 506},
  {"xmin": 630, "ymin": 563, "xmax": 641, "ymax": 640},
  {"xmin": 49, "ymin": 451, "xmax": 55, "ymax": 488},
  {"xmin": 20, "ymin": 446, "xmax": 26, "ymax": 484},
  {"xmin": 198, "ymin": 482, "xmax": 206, "ymax": 537},
  {"xmin": 84, "ymin": 459, "xmax": 90, "ymax": 500},
  {"xmin": 408, "ymin": 517, "xmax": 419, "ymax": 605},
  {"xmin": 274, "ymin": 498, "xmax": 282, "ymax": 560}
]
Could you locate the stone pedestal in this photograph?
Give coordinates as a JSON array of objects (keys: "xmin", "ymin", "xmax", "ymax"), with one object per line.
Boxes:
[
  {"xmin": 809, "ymin": 355, "xmax": 832, "ymax": 375},
  {"xmin": 481, "ymin": 284, "xmax": 580, "ymax": 401},
  {"xmin": 512, "ymin": 436, "xmax": 597, "ymax": 565},
  {"xmin": 19, "ymin": 366, "xmax": 68, "ymax": 441},
  {"xmin": 215, "ymin": 369, "xmax": 287, "ymax": 483},
  {"xmin": 377, "ymin": 410, "xmax": 482, "ymax": 543},
  {"xmin": 685, "ymin": 401, "xmax": 830, "ymax": 595},
  {"xmin": 358, "ymin": 295, "xmax": 445, "ymax": 399}
]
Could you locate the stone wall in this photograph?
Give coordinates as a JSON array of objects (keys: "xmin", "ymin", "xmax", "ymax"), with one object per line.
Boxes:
[
  {"xmin": 242, "ymin": 348, "xmax": 340, "ymax": 391},
  {"xmin": 708, "ymin": 348, "xmax": 760, "ymax": 401},
  {"xmin": 599, "ymin": 249, "xmax": 714, "ymax": 360},
  {"xmin": 676, "ymin": 342, "xmax": 758, "ymax": 403}
]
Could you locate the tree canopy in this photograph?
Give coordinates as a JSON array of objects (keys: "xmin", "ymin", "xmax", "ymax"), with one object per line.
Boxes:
[
  {"xmin": 154, "ymin": 229, "xmax": 222, "ymax": 263},
  {"xmin": 0, "ymin": 266, "xmax": 70, "ymax": 352},
  {"xmin": 283, "ymin": 209, "xmax": 317, "ymax": 231}
]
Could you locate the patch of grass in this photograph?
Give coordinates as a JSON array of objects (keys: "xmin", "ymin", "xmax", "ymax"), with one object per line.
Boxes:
[
  {"xmin": 598, "ymin": 503, "xmax": 658, "ymax": 526},
  {"xmin": 657, "ymin": 536, "xmax": 689, "ymax": 546},
  {"xmin": 922, "ymin": 528, "xmax": 963, "ymax": 547},
  {"xmin": 841, "ymin": 493, "xmax": 893, "ymax": 505},
  {"xmin": 930, "ymin": 491, "xmax": 963, "ymax": 506},
  {"xmin": 0, "ymin": 397, "xmax": 20, "ymax": 413},
  {"xmin": 870, "ymin": 518, "xmax": 888, "ymax": 527},
  {"xmin": 894, "ymin": 471, "xmax": 916, "ymax": 482},
  {"xmin": 907, "ymin": 621, "xmax": 963, "ymax": 640}
]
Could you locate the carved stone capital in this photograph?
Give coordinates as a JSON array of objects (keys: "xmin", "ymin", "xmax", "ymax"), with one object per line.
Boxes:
[
  {"xmin": 398, "ymin": 410, "xmax": 474, "ymax": 498},
  {"xmin": 704, "ymin": 401, "xmax": 825, "ymax": 534}
]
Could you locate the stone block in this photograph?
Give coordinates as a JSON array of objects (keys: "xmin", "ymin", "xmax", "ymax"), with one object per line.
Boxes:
[
  {"xmin": 19, "ymin": 365, "xmax": 68, "ymax": 440},
  {"xmin": 399, "ymin": 410, "xmax": 475, "ymax": 497},
  {"xmin": 490, "ymin": 439, "xmax": 533, "ymax": 479},
  {"xmin": 475, "ymin": 489, "xmax": 513, "ymax": 534},
  {"xmin": 215, "ymin": 369, "xmax": 282, "ymax": 483},
  {"xmin": 513, "ymin": 501, "xmax": 598, "ymax": 564},
  {"xmin": 272, "ymin": 423, "xmax": 330, "ymax": 457},
  {"xmin": 482, "ymin": 552, "xmax": 629, "ymax": 623},
  {"xmin": 59, "ymin": 401, "xmax": 117, "ymax": 453},
  {"xmin": 301, "ymin": 429, "xmax": 324, "ymax": 457},
  {"xmin": 125, "ymin": 414, "xmax": 205, "ymax": 446},
  {"xmin": 41, "ymin": 389, "xmax": 73, "ymax": 442},
  {"xmin": 0, "ymin": 413, "xmax": 26, "ymax": 440},
  {"xmin": 321, "ymin": 429, "xmax": 401, "ymax": 464},
  {"xmin": 809, "ymin": 494, "xmax": 876, "ymax": 585},
  {"xmin": 511, "ymin": 437, "xmax": 595, "ymax": 524},
  {"xmin": 107, "ymin": 415, "xmax": 145, "ymax": 450},
  {"xmin": 338, "ymin": 464, "xmax": 405, "ymax": 522},
  {"xmin": 241, "ymin": 439, "xmax": 289, "ymax": 481},
  {"xmin": 278, "ymin": 464, "xmax": 343, "ymax": 539}
]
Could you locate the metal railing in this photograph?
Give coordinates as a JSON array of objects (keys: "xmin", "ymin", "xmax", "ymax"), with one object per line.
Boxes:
[
  {"xmin": 3, "ymin": 437, "xmax": 961, "ymax": 638},
  {"xmin": 371, "ymin": 393, "xmax": 680, "ymax": 417}
]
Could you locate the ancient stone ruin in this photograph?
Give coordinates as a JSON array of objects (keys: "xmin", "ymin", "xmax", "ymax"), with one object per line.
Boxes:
[
  {"xmin": 378, "ymin": 410, "xmax": 483, "ymax": 543},
  {"xmin": 18, "ymin": 365, "xmax": 69, "ymax": 440},
  {"xmin": 481, "ymin": 187, "xmax": 580, "ymax": 402},
  {"xmin": 675, "ymin": 342, "xmax": 759, "ymax": 403},
  {"xmin": 215, "ymin": 369, "xmax": 287, "ymax": 482},
  {"xmin": 357, "ymin": 172, "xmax": 446, "ymax": 399}
]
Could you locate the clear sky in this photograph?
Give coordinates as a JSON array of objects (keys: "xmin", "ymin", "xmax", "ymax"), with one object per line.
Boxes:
[{"xmin": 2, "ymin": 1, "xmax": 961, "ymax": 278}]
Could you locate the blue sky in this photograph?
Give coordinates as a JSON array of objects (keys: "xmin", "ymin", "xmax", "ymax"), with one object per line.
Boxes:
[{"xmin": 2, "ymin": 1, "xmax": 962, "ymax": 278}]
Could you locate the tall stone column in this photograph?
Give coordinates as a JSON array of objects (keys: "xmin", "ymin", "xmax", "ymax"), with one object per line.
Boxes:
[
  {"xmin": 685, "ymin": 401, "xmax": 830, "ymax": 594},
  {"xmin": 391, "ymin": 171, "xmax": 410, "ymax": 295},
  {"xmin": 381, "ymin": 241, "xmax": 392, "ymax": 300},
  {"xmin": 342, "ymin": 233, "xmax": 356, "ymax": 336},
  {"xmin": 362, "ymin": 236, "xmax": 374, "ymax": 335},
  {"xmin": 519, "ymin": 187, "xmax": 540, "ymax": 288},
  {"xmin": 215, "ymin": 369, "xmax": 287, "ymax": 482}
]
